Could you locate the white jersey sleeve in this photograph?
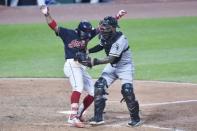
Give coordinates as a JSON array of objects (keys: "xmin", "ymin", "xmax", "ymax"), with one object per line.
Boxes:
[{"xmin": 109, "ymin": 35, "xmax": 128, "ymax": 57}]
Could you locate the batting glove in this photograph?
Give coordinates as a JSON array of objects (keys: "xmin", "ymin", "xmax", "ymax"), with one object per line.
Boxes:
[
  {"xmin": 116, "ymin": 9, "xmax": 127, "ymax": 20},
  {"xmin": 40, "ymin": 5, "xmax": 49, "ymax": 16}
]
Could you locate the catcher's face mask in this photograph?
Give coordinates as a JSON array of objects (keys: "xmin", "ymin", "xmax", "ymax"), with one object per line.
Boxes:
[{"xmin": 99, "ymin": 20, "xmax": 115, "ymax": 40}]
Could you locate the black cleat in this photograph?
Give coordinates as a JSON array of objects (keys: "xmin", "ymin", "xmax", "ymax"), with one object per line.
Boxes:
[
  {"xmin": 89, "ymin": 117, "xmax": 105, "ymax": 125},
  {"xmin": 127, "ymin": 119, "xmax": 143, "ymax": 127}
]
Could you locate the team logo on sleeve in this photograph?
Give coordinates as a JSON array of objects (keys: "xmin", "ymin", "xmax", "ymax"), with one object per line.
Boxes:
[{"xmin": 115, "ymin": 43, "xmax": 119, "ymax": 50}]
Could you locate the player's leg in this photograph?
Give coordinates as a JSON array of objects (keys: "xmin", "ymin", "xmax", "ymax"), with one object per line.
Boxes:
[
  {"xmin": 64, "ymin": 62, "xmax": 85, "ymax": 128},
  {"xmin": 89, "ymin": 77, "xmax": 107, "ymax": 125},
  {"xmin": 77, "ymin": 69, "xmax": 94, "ymax": 122},
  {"xmin": 121, "ymin": 83, "xmax": 142, "ymax": 127},
  {"xmin": 90, "ymin": 64, "xmax": 116, "ymax": 125},
  {"xmin": 117, "ymin": 65, "xmax": 142, "ymax": 127},
  {"xmin": 77, "ymin": 94, "xmax": 94, "ymax": 122}
]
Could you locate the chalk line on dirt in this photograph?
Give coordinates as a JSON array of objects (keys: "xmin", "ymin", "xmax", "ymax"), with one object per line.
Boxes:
[
  {"xmin": 108, "ymin": 99, "xmax": 197, "ymax": 106},
  {"xmin": 142, "ymin": 124, "xmax": 184, "ymax": 131},
  {"xmin": 57, "ymin": 99, "xmax": 193, "ymax": 130},
  {"xmin": 52, "ymin": 119, "xmax": 184, "ymax": 131}
]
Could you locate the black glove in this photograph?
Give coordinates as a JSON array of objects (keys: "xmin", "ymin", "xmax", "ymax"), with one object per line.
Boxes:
[
  {"xmin": 74, "ymin": 52, "xmax": 93, "ymax": 68},
  {"xmin": 80, "ymin": 57, "xmax": 93, "ymax": 68},
  {"xmin": 74, "ymin": 52, "xmax": 86, "ymax": 62}
]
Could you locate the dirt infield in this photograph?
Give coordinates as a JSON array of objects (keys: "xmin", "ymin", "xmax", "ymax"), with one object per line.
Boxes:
[
  {"xmin": 0, "ymin": 78, "xmax": 197, "ymax": 131},
  {"xmin": 1, "ymin": 0, "xmax": 197, "ymax": 131}
]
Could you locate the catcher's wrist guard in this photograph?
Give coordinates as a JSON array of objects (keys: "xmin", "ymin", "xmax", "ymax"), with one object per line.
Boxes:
[{"xmin": 93, "ymin": 58, "xmax": 100, "ymax": 66}]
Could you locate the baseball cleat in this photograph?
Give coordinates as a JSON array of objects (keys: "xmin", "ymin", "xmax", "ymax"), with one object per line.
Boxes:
[
  {"xmin": 68, "ymin": 117, "xmax": 85, "ymax": 128},
  {"xmin": 127, "ymin": 119, "xmax": 143, "ymax": 127},
  {"xmin": 78, "ymin": 116, "xmax": 85, "ymax": 122},
  {"xmin": 89, "ymin": 120, "xmax": 105, "ymax": 125},
  {"xmin": 89, "ymin": 117, "xmax": 105, "ymax": 125}
]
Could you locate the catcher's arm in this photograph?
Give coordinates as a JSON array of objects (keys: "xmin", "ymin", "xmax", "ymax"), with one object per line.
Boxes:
[
  {"xmin": 93, "ymin": 55, "xmax": 116, "ymax": 66},
  {"xmin": 78, "ymin": 55, "xmax": 116, "ymax": 68},
  {"xmin": 95, "ymin": 9, "xmax": 127, "ymax": 33},
  {"xmin": 40, "ymin": 5, "xmax": 59, "ymax": 33},
  {"xmin": 87, "ymin": 44, "xmax": 103, "ymax": 54},
  {"xmin": 115, "ymin": 9, "xmax": 127, "ymax": 20}
]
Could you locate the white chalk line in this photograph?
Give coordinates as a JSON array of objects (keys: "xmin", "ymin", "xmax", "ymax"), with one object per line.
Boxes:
[
  {"xmin": 108, "ymin": 99, "xmax": 197, "ymax": 106},
  {"xmin": 56, "ymin": 113, "xmax": 184, "ymax": 130},
  {"xmin": 105, "ymin": 123, "xmax": 184, "ymax": 131},
  {"xmin": 137, "ymin": 80, "xmax": 197, "ymax": 86},
  {"xmin": 142, "ymin": 124, "xmax": 184, "ymax": 131},
  {"xmin": 141, "ymin": 99, "xmax": 197, "ymax": 106},
  {"xmin": 36, "ymin": 121, "xmax": 184, "ymax": 131},
  {"xmin": 57, "ymin": 99, "xmax": 194, "ymax": 130},
  {"xmin": 58, "ymin": 111, "xmax": 75, "ymax": 114}
]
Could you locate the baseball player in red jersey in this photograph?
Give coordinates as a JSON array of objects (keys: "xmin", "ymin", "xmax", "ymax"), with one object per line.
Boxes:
[{"xmin": 40, "ymin": 5, "xmax": 126, "ymax": 128}]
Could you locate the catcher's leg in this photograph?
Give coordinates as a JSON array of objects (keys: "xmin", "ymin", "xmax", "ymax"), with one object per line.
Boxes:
[
  {"xmin": 121, "ymin": 83, "xmax": 142, "ymax": 127},
  {"xmin": 89, "ymin": 77, "xmax": 108, "ymax": 125}
]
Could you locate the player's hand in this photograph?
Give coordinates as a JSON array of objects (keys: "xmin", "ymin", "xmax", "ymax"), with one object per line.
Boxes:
[
  {"xmin": 80, "ymin": 57, "xmax": 94, "ymax": 68},
  {"xmin": 40, "ymin": 5, "xmax": 49, "ymax": 16},
  {"xmin": 116, "ymin": 9, "xmax": 127, "ymax": 20},
  {"xmin": 79, "ymin": 57, "xmax": 99, "ymax": 68},
  {"xmin": 74, "ymin": 52, "xmax": 92, "ymax": 68}
]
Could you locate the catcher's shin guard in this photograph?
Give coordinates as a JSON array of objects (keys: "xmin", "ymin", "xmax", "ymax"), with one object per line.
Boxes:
[
  {"xmin": 121, "ymin": 83, "xmax": 140, "ymax": 122},
  {"xmin": 94, "ymin": 96, "xmax": 106, "ymax": 121},
  {"xmin": 91, "ymin": 77, "xmax": 108, "ymax": 124}
]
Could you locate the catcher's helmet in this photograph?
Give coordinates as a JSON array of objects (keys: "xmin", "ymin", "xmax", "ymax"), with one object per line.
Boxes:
[
  {"xmin": 77, "ymin": 20, "xmax": 93, "ymax": 40},
  {"xmin": 99, "ymin": 16, "xmax": 119, "ymax": 40},
  {"xmin": 102, "ymin": 16, "xmax": 119, "ymax": 28}
]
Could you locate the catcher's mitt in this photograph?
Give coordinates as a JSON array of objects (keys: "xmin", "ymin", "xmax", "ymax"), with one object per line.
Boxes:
[{"xmin": 74, "ymin": 52, "xmax": 93, "ymax": 68}]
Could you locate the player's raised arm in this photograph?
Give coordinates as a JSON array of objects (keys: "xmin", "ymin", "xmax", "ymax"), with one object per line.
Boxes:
[
  {"xmin": 40, "ymin": 5, "xmax": 59, "ymax": 33},
  {"xmin": 95, "ymin": 10, "xmax": 127, "ymax": 33},
  {"xmin": 115, "ymin": 9, "xmax": 127, "ymax": 20}
]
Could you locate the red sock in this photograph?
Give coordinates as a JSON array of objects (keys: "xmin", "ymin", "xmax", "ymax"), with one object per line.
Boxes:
[
  {"xmin": 79, "ymin": 95, "xmax": 94, "ymax": 117},
  {"xmin": 69, "ymin": 91, "xmax": 81, "ymax": 119},
  {"xmin": 71, "ymin": 91, "xmax": 81, "ymax": 104},
  {"xmin": 83, "ymin": 95, "xmax": 94, "ymax": 109}
]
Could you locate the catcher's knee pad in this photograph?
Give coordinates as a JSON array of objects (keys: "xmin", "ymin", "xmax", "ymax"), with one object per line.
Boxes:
[
  {"xmin": 94, "ymin": 77, "xmax": 108, "ymax": 96},
  {"xmin": 121, "ymin": 83, "xmax": 135, "ymax": 102}
]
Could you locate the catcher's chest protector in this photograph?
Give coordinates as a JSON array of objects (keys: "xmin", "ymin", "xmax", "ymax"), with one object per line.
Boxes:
[{"xmin": 102, "ymin": 32, "xmax": 122, "ymax": 55}]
